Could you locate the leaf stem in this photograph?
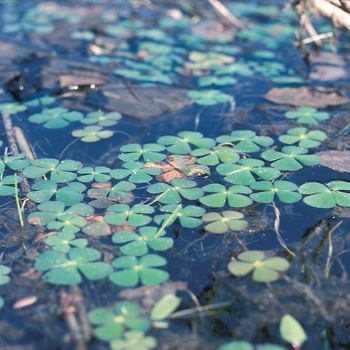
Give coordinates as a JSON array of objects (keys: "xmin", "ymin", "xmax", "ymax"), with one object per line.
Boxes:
[
  {"xmin": 324, "ymin": 219, "xmax": 343, "ymax": 278},
  {"xmin": 155, "ymin": 204, "xmax": 182, "ymax": 238},
  {"xmin": 270, "ymin": 202, "xmax": 295, "ymax": 257},
  {"xmin": 147, "ymin": 188, "xmax": 170, "ymax": 205},
  {"xmin": 14, "ymin": 173, "xmax": 24, "ymax": 227}
]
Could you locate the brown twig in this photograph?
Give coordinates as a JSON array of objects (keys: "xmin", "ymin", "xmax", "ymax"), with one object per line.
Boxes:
[
  {"xmin": 294, "ymin": 1, "xmax": 323, "ymax": 47},
  {"xmin": 1, "ymin": 112, "xmax": 36, "ymax": 213},
  {"xmin": 306, "ymin": 0, "xmax": 350, "ymax": 30},
  {"xmin": 207, "ymin": 0, "xmax": 246, "ymax": 29}
]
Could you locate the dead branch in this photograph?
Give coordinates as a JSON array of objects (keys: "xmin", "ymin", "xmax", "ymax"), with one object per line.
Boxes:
[{"xmin": 306, "ymin": 0, "xmax": 350, "ymax": 30}]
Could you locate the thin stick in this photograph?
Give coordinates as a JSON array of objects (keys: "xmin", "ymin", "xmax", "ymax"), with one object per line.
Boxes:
[
  {"xmin": 324, "ymin": 219, "xmax": 343, "ymax": 278},
  {"xmin": 1, "ymin": 112, "xmax": 36, "ymax": 212},
  {"xmin": 154, "ymin": 204, "xmax": 181, "ymax": 238},
  {"xmin": 168, "ymin": 300, "xmax": 232, "ymax": 319},
  {"xmin": 270, "ymin": 202, "xmax": 295, "ymax": 257},
  {"xmin": 207, "ymin": 0, "xmax": 245, "ymax": 29},
  {"xmin": 14, "ymin": 173, "xmax": 24, "ymax": 227},
  {"xmin": 294, "ymin": 32, "xmax": 334, "ymax": 46}
]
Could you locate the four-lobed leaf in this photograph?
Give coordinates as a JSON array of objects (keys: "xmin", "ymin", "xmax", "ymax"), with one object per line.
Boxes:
[
  {"xmin": 35, "ymin": 248, "xmax": 113, "ymax": 284},
  {"xmin": 279, "ymin": 127, "xmax": 327, "ymax": 148},
  {"xmin": 112, "ymin": 226, "xmax": 173, "ymax": 256},
  {"xmin": 217, "ymin": 158, "xmax": 281, "ymax": 185},
  {"xmin": 228, "ymin": 250, "xmax": 290, "ymax": 282},
  {"xmin": 216, "ymin": 130, "xmax": 273, "ymax": 152},
  {"xmin": 202, "ymin": 210, "xmax": 248, "ymax": 234},
  {"xmin": 298, "ymin": 180, "xmax": 350, "ymax": 208},
  {"xmin": 261, "ymin": 146, "xmax": 320, "ymax": 171},
  {"xmin": 285, "ymin": 106, "xmax": 330, "ymax": 124},
  {"xmin": 250, "ymin": 180, "xmax": 302, "ymax": 204},
  {"xmin": 109, "ymin": 254, "xmax": 169, "ymax": 287},
  {"xmin": 200, "ymin": 183, "xmax": 253, "ymax": 208},
  {"xmin": 29, "ymin": 107, "xmax": 83, "ymax": 128},
  {"xmin": 88, "ymin": 301, "xmax": 151, "ymax": 341}
]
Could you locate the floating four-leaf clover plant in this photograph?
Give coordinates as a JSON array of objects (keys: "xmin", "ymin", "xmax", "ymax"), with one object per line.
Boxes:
[
  {"xmin": 187, "ymin": 89, "xmax": 231, "ymax": 106},
  {"xmin": 216, "ymin": 130, "xmax": 274, "ymax": 153},
  {"xmin": 285, "ymin": 106, "xmax": 330, "ymax": 124},
  {"xmin": 109, "ymin": 254, "xmax": 169, "ymax": 287},
  {"xmin": 0, "ymin": 266, "xmax": 11, "ymax": 309},
  {"xmin": 228, "ymin": 250, "xmax": 290, "ymax": 282},
  {"xmin": 202, "ymin": 211, "xmax": 248, "ymax": 234},
  {"xmin": 29, "ymin": 107, "xmax": 83, "ymax": 129},
  {"xmin": 34, "ymin": 248, "xmax": 113, "ymax": 284},
  {"xmin": 88, "ymin": 301, "xmax": 151, "ymax": 341},
  {"xmin": 112, "ymin": 226, "xmax": 173, "ymax": 256},
  {"xmin": 279, "ymin": 127, "xmax": 327, "ymax": 148},
  {"xmin": 298, "ymin": 181, "xmax": 350, "ymax": 208}
]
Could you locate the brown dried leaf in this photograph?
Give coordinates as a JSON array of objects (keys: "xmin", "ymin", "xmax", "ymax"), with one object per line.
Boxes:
[
  {"xmin": 315, "ymin": 150, "xmax": 350, "ymax": 173},
  {"xmin": 59, "ymin": 74, "xmax": 108, "ymax": 88},
  {"xmin": 310, "ymin": 65, "xmax": 347, "ymax": 81},
  {"xmin": 264, "ymin": 86, "xmax": 349, "ymax": 108},
  {"xmin": 13, "ymin": 296, "xmax": 38, "ymax": 309}
]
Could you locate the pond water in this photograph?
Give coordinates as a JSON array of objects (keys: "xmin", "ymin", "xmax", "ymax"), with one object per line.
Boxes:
[{"xmin": 0, "ymin": 1, "xmax": 350, "ymax": 349}]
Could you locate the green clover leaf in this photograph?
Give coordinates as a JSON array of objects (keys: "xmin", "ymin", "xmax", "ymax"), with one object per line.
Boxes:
[
  {"xmin": 217, "ymin": 158, "xmax": 281, "ymax": 185},
  {"xmin": 250, "ymin": 180, "xmax": 302, "ymax": 204},
  {"xmin": 190, "ymin": 145, "xmax": 240, "ymax": 166},
  {"xmin": 77, "ymin": 166, "xmax": 111, "ymax": 183},
  {"xmin": 187, "ymin": 89, "xmax": 231, "ymax": 105},
  {"xmin": 147, "ymin": 178, "xmax": 204, "ymax": 204},
  {"xmin": 27, "ymin": 180, "xmax": 86, "ymax": 205},
  {"xmin": 198, "ymin": 75, "xmax": 237, "ymax": 87},
  {"xmin": 261, "ymin": 146, "xmax": 320, "ymax": 171},
  {"xmin": 34, "ymin": 248, "xmax": 113, "ymax": 284},
  {"xmin": 45, "ymin": 231, "xmax": 87, "ymax": 253},
  {"xmin": 27, "ymin": 201, "xmax": 93, "ymax": 226},
  {"xmin": 88, "ymin": 302, "xmax": 151, "ymax": 341},
  {"xmin": 112, "ymin": 226, "xmax": 173, "ymax": 256},
  {"xmin": 110, "ymin": 331, "xmax": 156, "ymax": 350},
  {"xmin": 46, "ymin": 213, "xmax": 87, "ymax": 234},
  {"xmin": 228, "ymin": 250, "xmax": 290, "ymax": 282},
  {"xmin": 109, "ymin": 254, "xmax": 169, "ymax": 287},
  {"xmin": 202, "ymin": 211, "xmax": 248, "ymax": 234},
  {"xmin": 118, "ymin": 143, "xmax": 166, "ymax": 162},
  {"xmin": 104, "ymin": 204, "xmax": 155, "ymax": 227},
  {"xmin": 298, "ymin": 180, "xmax": 350, "ymax": 208},
  {"xmin": 154, "ymin": 204, "xmax": 206, "ymax": 228},
  {"xmin": 285, "ymin": 106, "xmax": 330, "ymax": 124},
  {"xmin": 110, "ymin": 161, "xmax": 161, "ymax": 183},
  {"xmin": 81, "ymin": 110, "xmax": 122, "ymax": 127},
  {"xmin": 200, "ymin": 183, "xmax": 253, "ymax": 208},
  {"xmin": 0, "ymin": 102, "xmax": 27, "ymax": 114},
  {"xmin": 23, "ymin": 158, "xmax": 82, "ymax": 182},
  {"xmin": 216, "ymin": 130, "xmax": 274, "ymax": 152},
  {"xmin": 0, "ymin": 175, "xmax": 22, "ymax": 196},
  {"xmin": 0, "ymin": 265, "xmax": 11, "ymax": 285},
  {"xmin": 87, "ymin": 181, "xmax": 136, "ymax": 203},
  {"xmin": 157, "ymin": 131, "xmax": 216, "ymax": 154},
  {"xmin": 72, "ymin": 125, "xmax": 113, "ymax": 142},
  {"xmin": 279, "ymin": 127, "xmax": 327, "ymax": 148},
  {"xmin": 3, "ymin": 153, "xmax": 30, "ymax": 171},
  {"xmin": 29, "ymin": 107, "xmax": 83, "ymax": 128}
]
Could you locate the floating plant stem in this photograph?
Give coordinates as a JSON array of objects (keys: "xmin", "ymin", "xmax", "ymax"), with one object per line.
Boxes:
[
  {"xmin": 2, "ymin": 113, "xmax": 36, "ymax": 212},
  {"xmin": 324, "ymin": 220, "xmax": 343, "ymax": 278},
  {"xmin": 13, "ymin": 126, "xmax": 36, "ymax": 160},
  {"xmin": 147, "ymin": 188, "xmax": 171, "ymax": 206},
  {"xmin": 14, "ymin": 173, "xmax": 24, "ymax": 227},
  {"xmin": 154, "ymin": 204, "xmax": 181, "ymax": 238},
  {"xmin": 271, "ymin": 202, "xmax": 295, "ymax": 257},
  {"xmin": 168, "ymin": 300, "xmax": 232, "ymax": 318}
]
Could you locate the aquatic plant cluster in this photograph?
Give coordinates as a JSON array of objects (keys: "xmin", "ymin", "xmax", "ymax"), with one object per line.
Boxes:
[
  {"xmin": 0, "ymin": 95, "xmax": 340, "ymax": 348},
  {"xmin": 0, "ymin": 1, "xmax": 347, "ymax": 348}
]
